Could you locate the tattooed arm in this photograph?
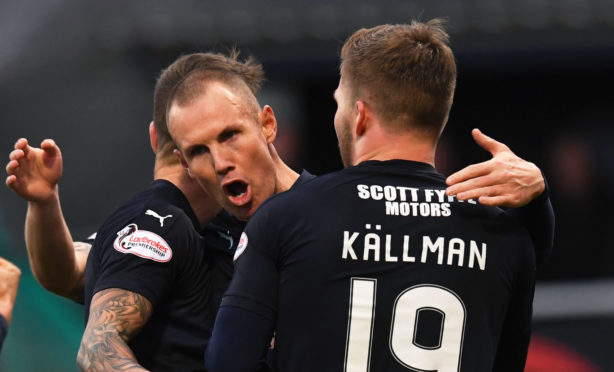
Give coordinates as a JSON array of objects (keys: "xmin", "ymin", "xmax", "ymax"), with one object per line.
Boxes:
[{"xmin": 77, "ymin": 288, "xmax": 153, "ymax": 372}]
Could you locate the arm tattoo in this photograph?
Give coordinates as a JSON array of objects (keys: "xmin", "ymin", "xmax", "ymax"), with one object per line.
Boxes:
[{"xmin": 77, "ymin": 288, "xmax": 153, "ymax": 372}]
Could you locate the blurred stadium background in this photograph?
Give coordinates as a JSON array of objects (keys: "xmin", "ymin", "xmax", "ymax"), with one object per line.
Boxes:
[{"xmin": 0, "ymin": 0, "xmax": 612, "ymax": 370}]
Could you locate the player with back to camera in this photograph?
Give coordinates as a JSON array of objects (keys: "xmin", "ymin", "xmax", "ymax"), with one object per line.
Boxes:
[
  {"xmin": 166, "ymin": 52, "xmax": 553, "ymax": 266},
  {"xmin": 204, "ymin": 19, "xmax": 541, "ymax": 371},
  {"xmin": 7, "ymin": 49, "xmax": 551, "ymax": 370},
  {"xmin": 5, "ymin": 50, "xmax": 551, "ymax": 312}
]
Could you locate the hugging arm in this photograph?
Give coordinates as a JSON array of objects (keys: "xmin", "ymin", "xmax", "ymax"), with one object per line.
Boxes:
[{"xmin": 446, "ymin": 129, "xmax": 554, "ymax": 265}]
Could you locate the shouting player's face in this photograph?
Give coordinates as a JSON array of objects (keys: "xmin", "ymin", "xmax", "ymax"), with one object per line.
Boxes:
[
  {"xmin": 169, "ymin": 81, "xmax": 278, "ymax": 221},
  {"xmin": 333, "ymin": 77, "xmax": 355, "ymax": 167}
]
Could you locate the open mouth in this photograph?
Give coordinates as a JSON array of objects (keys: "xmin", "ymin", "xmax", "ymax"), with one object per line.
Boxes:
[
  {"xmin": 225, "ymin": 181, "xmax": 247, "ymax": 198},
  {"xmin": 222, "ymin": 180, "xmax": 251, "ymax": 206}
]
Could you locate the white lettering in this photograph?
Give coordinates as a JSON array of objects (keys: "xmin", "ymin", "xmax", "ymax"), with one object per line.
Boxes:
[
  {"xmin": 370, "ymin": 185, "xmax": 383, "ymax": 200},
  {"xmin": 431, "ymin": 203, "xmax": 441, "ymax": 216},
  {"xmin": 422, "ymin": 236, "xmax": 445, "ymax": 265},
  {"xmin": 364, "ymin": 233, "xmax": 380, "ymax": 261},
  {"xmin": 385, "ymin": 234, "xmax": 398, "ymax": 262},
  {"xmin": 402, "ymin": 235, "xmax": 415, "ymax": 262},
  {"xmin": 424, "ymin": 189, "xmax": 436, "ymax": 202},
  {"xmin": 447, "ymin": 238, "xmax": 464, "ymax": 267},
  {"xmin": 343, "ymin": 231, "xmax": 359, "ymax": 260},
  {"xmin": 468, "ymin": 241, "xmax": 487, "ymax": 271},
  {"xmin": 384, "ymin": 186, "xmax": 397, "ymax": 201},
  {"xmin": 434, "ymin": 189, "xmax": 447, "ymax": 202},
  {"xmin": 357, "ymin": 184, "xmax": 370, "ymax": 199},
  {"xmin": 419, "ymin": 203, "xmax": 431, "ymax": 217},
  {"xmin": 341, "ymin": 229, "xmax": 486, "ymax": 271},
  {"xmin": 402, "ymin": 187, "xmax": 419, "ymax": 201},
  {"xmin": 400, "ymin": 203, "xmax": 410, "ymax": 216},
  {"xmin": 386, "ymin": 201, "xmax": 400, "ymax": 215},
  {"xmin": 441, "ymin": 203, "xmax": 451, "ymax": 216}
]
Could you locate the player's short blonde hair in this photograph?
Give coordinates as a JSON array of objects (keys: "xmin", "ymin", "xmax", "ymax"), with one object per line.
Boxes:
[
  {"xmin": 340, "ymin": 19, "xmax": 456, "ymax": 136},
  {"xmin": 153, "ymin": 51, "xmax": 264, "ymax": 158}
]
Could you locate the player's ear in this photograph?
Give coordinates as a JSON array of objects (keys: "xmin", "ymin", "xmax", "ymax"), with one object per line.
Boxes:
[
  {"xmin": 173, "ymin": 149, "xmax": 193, "ymax": 178},
  {"xmin": 355, "ymin": 100, "xmax": 368, "ymax": 136},
  {"xmin": 149, "ymin": 121, "xmax": 158, "ymax": 153},
  {"xmin": 258, "ymin": 105, "xmax": 278, "ymax": 144}
]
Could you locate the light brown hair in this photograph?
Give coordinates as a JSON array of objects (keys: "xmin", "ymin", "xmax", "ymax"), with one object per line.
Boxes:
[
  {"xmin": 340, "ymin": 19, "xmax": 456, "ymax": 136},
  {"xmin": 152, "ymin": 51, "xmax": 264, "ymax": 158}
]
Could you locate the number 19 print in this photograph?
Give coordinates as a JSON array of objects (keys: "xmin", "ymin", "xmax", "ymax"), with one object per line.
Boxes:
[{"xmin": 345, "ymin": 278, "xmax": 465, "ymax": 372}]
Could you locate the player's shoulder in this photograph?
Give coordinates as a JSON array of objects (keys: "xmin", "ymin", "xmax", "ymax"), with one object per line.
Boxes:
[
  {"xmin": 255, "ymin": 169, "xmax": 343, "ymax": 214},
  {"xmin": 469, "ymin": 202, "xmax": 529, "ymax": 233},
  {"xmin": 97, "ymin": 180, "xmax": 198, "ymax": 241},
  {"xmin": 496, "ymin": 213, "xmax": 536, "ymax": 267},
  {"xmin": 255, "ymin": 162, "xmax": 428, "ymax": 216},
  {"xmin": 92, "ymin": 181, "xmax": 201, "ymax": 262},
  {"xmin": 464, "ymin": 203, "xmax": 535, "ymax": 260}
]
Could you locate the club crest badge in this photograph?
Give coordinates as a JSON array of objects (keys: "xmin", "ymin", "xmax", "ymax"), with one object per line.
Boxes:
[
  {"xmin": 114, "ymin": 223, "xmax": 172, "ymax": 262},
  {"xmin": 233, "ymin": 232, "xmax": 248, "ymax": 261}
]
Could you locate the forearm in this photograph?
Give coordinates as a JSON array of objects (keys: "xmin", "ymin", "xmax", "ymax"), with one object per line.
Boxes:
[
  {"xmin": 506, "ymin": 178, "xmax": 555, "ymax": 267},
  {"xmin": 77, "ymin": 329, "xmax": 148, "ymax": 372},
  {"xmin": 0, "ymin": 297, "xmax": 16, "ymax": 328},
  {"xmin": 78, "ymin": 288, "xmax": 152, "ymax": 372},
  {"xmin": 25, "ymin": 190, "xmax": 84, "ymax": 299}
]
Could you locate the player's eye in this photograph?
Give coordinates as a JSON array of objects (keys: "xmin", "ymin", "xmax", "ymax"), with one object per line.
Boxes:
[
  {"xmin": 190, "ymin": 145, "xmax": 209, "ymax": 157},
  {"xmin": 219, "ymin": 129, "xmax": 239, "ymax": 142}
]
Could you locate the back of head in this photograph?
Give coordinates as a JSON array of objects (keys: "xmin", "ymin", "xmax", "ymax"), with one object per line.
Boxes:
[
  {"xmin": 152, "ymin": 51, "xmax": 265, "ymax": 161},
  {"xmin": 340, "ymin": 19, "xmax": 456, "ymax": 139}
]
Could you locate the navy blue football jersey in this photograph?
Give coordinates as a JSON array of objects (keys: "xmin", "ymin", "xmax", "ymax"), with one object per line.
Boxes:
[
  {"xmin": 202, "ymin": 209, "xmax": 246, "ymax": 318},
  {"xmin": 84, "ymin": 180, "xmax": 213, "ymax": 371},
  {"xmin": 202, "ymin": 170, "xmax": 316, "ymax": 315},
  {"xmin": 222, "ymin": 160, "xmax": 536, "ymax": 372}
]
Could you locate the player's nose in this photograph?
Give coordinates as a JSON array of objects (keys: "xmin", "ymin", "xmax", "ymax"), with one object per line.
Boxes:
[{"xmin": 211, "ymin": 146, "xmax": 234, "ymax": 175}]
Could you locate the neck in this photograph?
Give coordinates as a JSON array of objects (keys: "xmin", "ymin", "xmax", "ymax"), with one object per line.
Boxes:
[
  {"xmin": 353, "ymin": 125, "xmax": 436, "ymax": 167},
  {"xmin": 154, "ymin": 160, "xmax": 221, "ymax": 228},
  {"xmin": 268, "ymin": 144, "xmax": 300, "ymax": 193}
]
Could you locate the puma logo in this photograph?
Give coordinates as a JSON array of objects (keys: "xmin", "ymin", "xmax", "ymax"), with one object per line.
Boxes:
[
  {"xmin": 145, "ymin": 209, "xmax": 173, "ymax": 227},
  {"xmin": 217, "ymin": 231, "xmax": 234, "ymax": 250}
]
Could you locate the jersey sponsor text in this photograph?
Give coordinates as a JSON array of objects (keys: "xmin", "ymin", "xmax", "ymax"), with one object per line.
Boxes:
[
  {"xmin": 357, "ymin": 184, "xmax": 476, "ymax": 217},
  {"xmin": 113, "ymin": 223, "xmax": 173, "ymax": 262}
]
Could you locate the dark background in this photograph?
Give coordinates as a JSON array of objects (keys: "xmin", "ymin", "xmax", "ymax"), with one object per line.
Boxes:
[{"xmin": 0, "ymin": 0, "xmax": 612, "ymax": 370}]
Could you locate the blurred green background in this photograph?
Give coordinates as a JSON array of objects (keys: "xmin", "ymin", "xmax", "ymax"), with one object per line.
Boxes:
[{"xmin": 0, "ymin": 214, "xmax": 82, "ymax": 372}]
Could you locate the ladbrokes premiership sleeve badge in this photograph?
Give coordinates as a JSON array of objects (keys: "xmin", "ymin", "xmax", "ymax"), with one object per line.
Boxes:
[{"xmin": 114, "ymin": 223, "xmax": 173, "ymax": 262}]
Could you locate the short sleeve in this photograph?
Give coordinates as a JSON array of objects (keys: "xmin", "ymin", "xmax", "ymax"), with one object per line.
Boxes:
[
  {"xmin": 81, "ymin": 231, "xmax": 98, "ymax": 244},
  {"xmin": 92, "ymin": 207, "xmax": 193, "ymax": 307}
]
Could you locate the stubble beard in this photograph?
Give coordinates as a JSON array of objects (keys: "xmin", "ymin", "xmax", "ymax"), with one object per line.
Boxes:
[{"xmin": 337, "ymin": 118, "xmax": 354, "ymax": 168}]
